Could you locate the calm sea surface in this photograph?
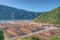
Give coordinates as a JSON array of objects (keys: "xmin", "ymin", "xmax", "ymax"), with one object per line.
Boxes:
[{"xmin": 0, "ymin": 19, "xmax": 33, "ymax": 23}]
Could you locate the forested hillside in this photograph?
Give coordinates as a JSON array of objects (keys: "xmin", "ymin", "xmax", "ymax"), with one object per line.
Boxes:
[
  {"xmin": 0, "ymin": 5, "xmax": 41, "ymax": 19},
  {"xmin": 34, "ymin": 7, "xmax": 60, "ymax": 25}
]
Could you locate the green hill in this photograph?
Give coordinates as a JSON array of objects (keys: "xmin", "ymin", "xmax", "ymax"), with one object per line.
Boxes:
[{"xmin": 34, "ymin": 7, "xmax": 60, "ymax": 25}]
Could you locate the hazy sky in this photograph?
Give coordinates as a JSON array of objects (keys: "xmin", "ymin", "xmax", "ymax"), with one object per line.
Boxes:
[{"xmin": 0, "ymin": 0, "xmax": 60, "ymax": 12}]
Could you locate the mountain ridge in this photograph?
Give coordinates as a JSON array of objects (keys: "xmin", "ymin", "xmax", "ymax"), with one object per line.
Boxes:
[{"xmin": 0, "ymin": 5, "xmax": 41, "ymax": 19}]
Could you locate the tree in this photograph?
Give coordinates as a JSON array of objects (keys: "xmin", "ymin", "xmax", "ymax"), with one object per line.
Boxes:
[{"xmin": 0, "ymin": 29, "xmax": 4, "ymax": 40}]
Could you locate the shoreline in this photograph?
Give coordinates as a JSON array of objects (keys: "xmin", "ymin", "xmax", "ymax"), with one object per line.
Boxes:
[{"xmin": 0, "ymin": 19, "xmax": 33, "ymax": 24}]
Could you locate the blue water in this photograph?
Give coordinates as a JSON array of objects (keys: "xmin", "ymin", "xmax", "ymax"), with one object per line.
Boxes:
[{"xmin": 0, "ymin": 19, "xmax": 33, "ymax": 23}]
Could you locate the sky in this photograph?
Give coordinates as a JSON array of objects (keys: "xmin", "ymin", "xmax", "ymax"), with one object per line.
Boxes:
[{"xmin": 0, "ymin": 0, "xmax": 60, "ymax": 12}]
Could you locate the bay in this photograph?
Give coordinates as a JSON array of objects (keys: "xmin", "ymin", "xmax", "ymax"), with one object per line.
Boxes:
[{"xmin": 0, "ymin": 19, "xmax": 33, "ymax": 23}]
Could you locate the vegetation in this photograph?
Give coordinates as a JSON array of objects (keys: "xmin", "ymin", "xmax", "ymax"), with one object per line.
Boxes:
[
  {"xmin": 0, "ymin": 5, "xmax": 41, "ymax": 19},
  {"xmin": 51, "ymin": 36, "xmax": 60, "ymax": 40},
  {"xmin": 20, "ymin": 36, "xmax": 41, "ymax": 40},
  {"xmin": 20, "ymin": 36, "xmax": 60, "ymax": 40},
  {"xmin": 0, "ymin": 29, "xmax": 4, "ymax": 40},
  {"xmin": 34, "ymin": 7, "xmax": 60, "ymax": 25},
  {"xmin": 27, "ymin": 36, "xmax": 41, "ymax": 40}
]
